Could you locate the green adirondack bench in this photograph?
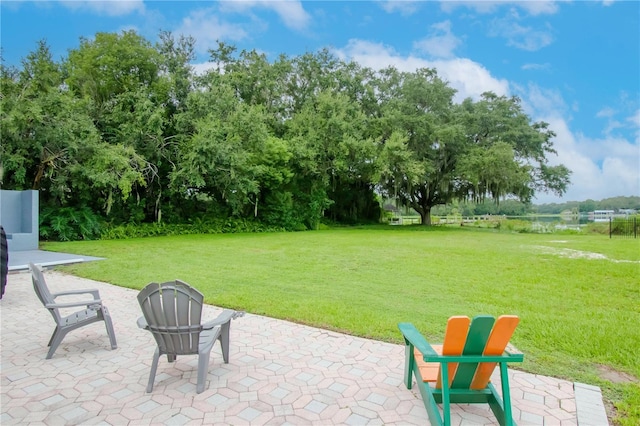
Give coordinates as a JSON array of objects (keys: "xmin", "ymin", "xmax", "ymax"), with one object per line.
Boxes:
[{"xmin": 398, "ymin": 315, "xmax": 523, "ymax": 426}]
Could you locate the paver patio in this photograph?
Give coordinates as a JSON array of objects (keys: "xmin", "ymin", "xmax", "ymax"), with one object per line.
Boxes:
[{"xmin": 1, "ymin": 270, "xmax": 595, "ymax": 425}]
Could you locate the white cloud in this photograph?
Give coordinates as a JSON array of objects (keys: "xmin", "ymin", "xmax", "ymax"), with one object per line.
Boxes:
[
  {"xmin": 627, "ymin": 110, "xmax": 640, "ymax": 145},
  {"xmin": 440, "ymin": 5, "xmax": 557, "ymax": 52},
  {"xmin": 511, "ymin": 82, "xmax": 639, "ymax": 203},
  {"xmin": 534, "ymin": 117, "xmax": 640, "ymax": 203},
  {"xmin": 596, "ymin": 107, "xmax": 616, "ymax": 118},
  {"xmin": 520, "ymin": 91, "xmax": 639, "ymax": 204},
  {"xmin": 440, "ymin": 1, "xmax": 561, "ymax": 16},
  {"xmin": 192, "ymin": 61, "xmax": 218, "ymax": 76},
  {"xmin": 602, "ymin": 0, "xmax": 617, "ymax": 6},
  {"xmin": 596, "ymin": 106, "xmax": 624, "ymax": 136},
  {"xmin": 595, "ymin": 102, "xmax": 640, "ymax": 142},
  {"xmin": 413, "ymin": 20, "xmax": 462, "ymax": 59},
  {"xmin": 521, "ymin": 63, "xmax": 551, "ymax": 71},
  {"xmin": 60, "ymin": 0, "xmax": 144, "ymax": 16},
  {"xmin": 219, "ymin": 0, "xmax": 311, "ymax": 31},
  {"xmin": 627, "ymin": 110, "xmax": 640, "ymax": 128},
  {"xmin": 176, "ymin": 9, "xmax": 250, "ymax": 54},
  {"xmin": 525, "ymin": 84, "xmax": 567, "ymax": 116},
  {"xmin": 432, "ymin": 58, "xmax": 510, "ymax": 101},
  {"xmin": 333, "ymin": 39, "xmax": 509, "ymax": 102},
  {"xmin": 489, "ymin": 10, "xmax": 554, "ymax": 51},
  {"xmin": 378, "ymin": 0, "xmax": 420, "ymax": 16},
  {"xmin": 519, "ymin": 1, "xmax": 562, "ymax": 15}
]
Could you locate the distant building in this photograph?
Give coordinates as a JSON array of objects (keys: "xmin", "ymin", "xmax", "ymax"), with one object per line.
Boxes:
[{"xmin": 589, "ymin": 210, "xmax": 615, "ymax": 222}]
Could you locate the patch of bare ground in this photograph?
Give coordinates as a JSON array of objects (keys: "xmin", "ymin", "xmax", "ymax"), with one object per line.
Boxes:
[
  {"xmin": 530, "ymin": 246, "xmax": 640, "ymax": 263},
  {"xmin": 596, "ymin": 365, "xmax": 636, "ymax": 423},
  {"xmin": 532, "ymin": 245, "xmax": 608, "ymax": 260},
  {"xmin": 597, "ymin": 364, "xmax": 639, "ymax": 384}
]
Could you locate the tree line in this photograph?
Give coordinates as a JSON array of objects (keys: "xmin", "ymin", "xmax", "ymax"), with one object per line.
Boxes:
[
  {"xmin": 427, "ymin": 196, "xmax": 640, "ymax": 217},
  {"xmin": 0, "ymin": 31, "xmax": 570, "ymax": 238},
  {"xmin": 534, "ymin": 196, "xmax": 640, "ymax": 215}
]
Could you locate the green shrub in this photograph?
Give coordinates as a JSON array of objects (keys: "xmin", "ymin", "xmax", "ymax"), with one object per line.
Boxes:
[
  {"xmin": 100, "ymin": 218, "xmax": 285, "ymax": 240},
  {"xmin": 40, "ymin": 207, "xmax": 102, "ymax": 241},
  {"xmin": 258, "ymin": 192, "xmax": 309, "ymax": 230},
  {"xmin": 584, "ymin": 222, "xmax": 610, "ymax": 235}
]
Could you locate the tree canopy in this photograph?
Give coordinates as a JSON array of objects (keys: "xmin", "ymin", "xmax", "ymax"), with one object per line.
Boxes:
[{"xmin": 0, "ymin": 31, "xmax": 571, "ymax": 237}]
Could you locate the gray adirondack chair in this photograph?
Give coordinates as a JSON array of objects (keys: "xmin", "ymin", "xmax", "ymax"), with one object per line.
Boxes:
[
  {"xmin": 136, "ymin": 280, "xmax": 244, "ymax": 394},
  {"xmin": 29, "ymin": 263, "xmax": 117, "ymax": 359}
]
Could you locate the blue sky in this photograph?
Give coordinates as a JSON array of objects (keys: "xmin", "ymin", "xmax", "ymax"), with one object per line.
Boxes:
[{"xmin": 2, "ymin": 0, "xmax": 639, "ymax": 204}]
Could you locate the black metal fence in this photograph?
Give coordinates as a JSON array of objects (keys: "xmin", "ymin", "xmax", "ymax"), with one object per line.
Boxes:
[{"xmin": 609, "ymin": 217, "xmax": 638, "ymax": 238}]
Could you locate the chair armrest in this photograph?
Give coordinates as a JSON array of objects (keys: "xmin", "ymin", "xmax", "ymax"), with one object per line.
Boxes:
[
  {"xmin": 52, "ymin": 289, "xmax": 101, "ymax": 299},
  {"xmin": 45, "ymin": 299, "xmax": 103, "ymax": 309},
  {"xmin": 202, "ymin": 309, "xmax": 245, "ymax": 329},
  {"xmin": 422, "ymin": 353, "xmax": 524, "ymax": 363},
  {"xmin": 398, "ymin": 322, "xmax": 438, "ymax": 358},
  {"xmin": 399, "ymin": 322, "xmax": 524, "ymax": 363},
  {"xmin": 137, "ymin": 316, "xmax": 149, "ymax": 330}
]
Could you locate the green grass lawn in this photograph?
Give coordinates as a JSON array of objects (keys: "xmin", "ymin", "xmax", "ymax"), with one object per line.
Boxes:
[{"xmin": 45, "ymin": 226, "xmax": 640, "ymax": 424}]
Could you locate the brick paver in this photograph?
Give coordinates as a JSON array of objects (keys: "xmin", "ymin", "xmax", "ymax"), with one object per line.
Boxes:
[{"xmin": 1, "ymin": 271, "xmax": 583, "ymax": 425}]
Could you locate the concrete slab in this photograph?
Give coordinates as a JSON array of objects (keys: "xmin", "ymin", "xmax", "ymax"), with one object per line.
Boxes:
[
  {"xmin": 575, "ymin": 382, "xmax": 609, "ymax": 426},
  {"xmin": 7, "ymin": 250, "xmax": 104, "ymax": 271},
  {"xmin": 0, "ymin": 270, "xmax": 602, "ymax": 425}
]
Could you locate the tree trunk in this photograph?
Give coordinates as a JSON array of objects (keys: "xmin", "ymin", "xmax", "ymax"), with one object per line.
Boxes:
[
  {"xmin": 420, "ymin": 206, "xmax": 432, "ymax": 226},
  {"xmin": 32, "ymin": 163, "xmax": 45, "ymax": 190}
]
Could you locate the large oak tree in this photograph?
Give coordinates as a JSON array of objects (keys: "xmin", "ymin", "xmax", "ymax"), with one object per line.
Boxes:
[{"xmin": 374, "ymin": 67, "xmax": 570, "ymax": 225}]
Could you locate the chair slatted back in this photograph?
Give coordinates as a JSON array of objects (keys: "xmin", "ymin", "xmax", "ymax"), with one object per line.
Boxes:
[
  {"xmin": 434, "ymin": 315, "xmax": 519, "ymax": 390},
  {"xmin": 137, "ymin": 280, "xmax": 204, "ymax": 356},
  {"xmin": 29, "ymin": 264, "xmax": 62, "ymax": 323}
]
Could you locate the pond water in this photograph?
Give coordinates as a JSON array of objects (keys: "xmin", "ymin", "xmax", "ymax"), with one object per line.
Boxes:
[{"xmin": 504, "ymin": 215, "xmax": 593, "ymax": 225}]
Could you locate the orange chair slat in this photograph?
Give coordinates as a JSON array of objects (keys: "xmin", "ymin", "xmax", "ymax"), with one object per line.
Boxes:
[{"xmin": 436, "ymin": 316, "xmax": 470, "ymax": 388}]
